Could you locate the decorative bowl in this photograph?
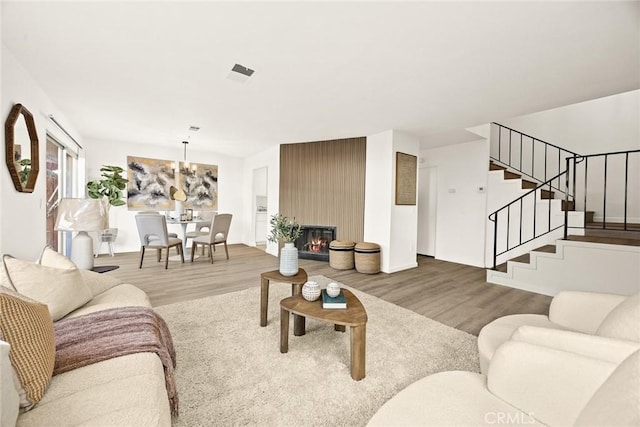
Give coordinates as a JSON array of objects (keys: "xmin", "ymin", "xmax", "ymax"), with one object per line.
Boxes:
[
  {"xmin": 326, "ymin": 282, "xmax": 341, "ymax": 298},
  {"xmin": 302, "ymin": 281, "xmax": 321, "ymax": 301}
]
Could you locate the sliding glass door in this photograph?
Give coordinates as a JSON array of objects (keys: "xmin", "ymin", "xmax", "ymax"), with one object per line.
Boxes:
[{"xmin": 45, "ymin": 136, "xmax": 78, "ymax": 253}]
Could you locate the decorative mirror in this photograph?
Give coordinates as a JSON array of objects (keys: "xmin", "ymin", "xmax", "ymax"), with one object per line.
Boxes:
[{"xmin": 5, "ymin": 103, "xmax": 39, "ymax": 192}]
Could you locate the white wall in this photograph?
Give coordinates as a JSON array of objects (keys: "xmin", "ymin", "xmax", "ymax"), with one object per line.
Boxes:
[
  {"xmin": 364, "ymin": 129, "xmax": 420, "ymax": 273},
  {"xmin": 84, "ymin": 138, "xmax": 245, "ymax": 254},
  {"xmin": 363, "ymin": 131, "xmax": 393, "ymax": 272},
  {"xmin": 498, "ymin": 90, "xmax": 640, "ymax": 154},
  {"xmin": 242, "ymin": 145, "xmax": 280, "ymax": 257},
  {"xmin": 420, "ymin": 139, "xmax": 489, "ymax": 267},
  {"xmin": 389, "ymin": 130, "xmax": 420, "ymax": 272},
  {"xmin": 1, "ymin": 45, "xmax": 84, "ymax": 260}
]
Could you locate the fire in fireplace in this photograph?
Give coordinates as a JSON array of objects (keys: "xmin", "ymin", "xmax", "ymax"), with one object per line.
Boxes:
[{"xmin": 294, "ymin": 225, "xmax": 336, "ymax": 261}]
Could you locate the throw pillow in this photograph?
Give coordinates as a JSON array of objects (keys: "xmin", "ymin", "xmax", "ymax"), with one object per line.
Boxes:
[
  {"xmin": 596, "ymin": 294, "xmax": 640, "ymax": 342},
  {"xmin": 37, "ymin": 245, "xmax": 78, "ymax": 270},
  {"xmin": 0, "ymin": 259, "xmax": 16, "ymax": 291},
  {"xmin": 39, "ymin": 246, "xmax": 124, "ymax": 298},
  {"xmin": 0, "ymin": 287, "xmax": 55, "ymax": 410},
  {"xmin": 2, "ymin": 255, "xmax": 92, "ymax": 321}
]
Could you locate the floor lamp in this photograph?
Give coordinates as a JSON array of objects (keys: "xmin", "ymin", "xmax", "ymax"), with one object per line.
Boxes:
[{"xmin": 55, "ymin": 198, "xmax": 107, "ymax": 270}]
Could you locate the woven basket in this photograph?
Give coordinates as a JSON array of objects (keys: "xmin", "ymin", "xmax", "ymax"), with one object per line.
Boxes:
[
  {"xmin": 354, "ymin": 242, "xmax": 381, "ymax": 274},
  {"xmin": 329, "ymin": 240, "xmax": 355, "ymax": 270}
]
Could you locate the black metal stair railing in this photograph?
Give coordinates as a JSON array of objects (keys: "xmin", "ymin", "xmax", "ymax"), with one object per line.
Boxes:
[
  {"xmin": 491, "ymin": 122, "xmax": 578, "ymax": 193},
  {"xmin": 564, "ymin": 149, "xmax": 640, "ymax": 238},
  {"xmin": 488, "ymin": 123, "xmax": 578, "ymax": 269},
  {"xmin": 489, "ymin": 171, "xmax": 570, "ymax": 270},
  {"xmin": 489, "ymin": 147, "xmax": 640, "ymax": 270}
]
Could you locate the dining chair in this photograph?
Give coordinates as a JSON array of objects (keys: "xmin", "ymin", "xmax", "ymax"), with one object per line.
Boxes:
[
  {"xmin": 135, "ymin": 214, "xmax": 184, "ymax": 269},
  {"xmin": 185, "ymin": 211, "xmax": 216, "ymax": 241},
  {"xmin": 190, "ymin": 213, "xmax": 232, "ymax": 263},
  {"xmin": 138, "ymin": 210, "xmax": 178, "ymax": 238},
  {"xmin": 186, "ymin": 211, "xmax": 217, "ymax": 255}
]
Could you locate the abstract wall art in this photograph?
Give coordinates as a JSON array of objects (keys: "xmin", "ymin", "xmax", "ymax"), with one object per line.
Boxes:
[
  {"xmin": 127, "ymin": 156, "xmax": 176, "ymax": 210},
  {"xmin": 179, "ymin": 161, "xmax": 218, "ymax": 210}
]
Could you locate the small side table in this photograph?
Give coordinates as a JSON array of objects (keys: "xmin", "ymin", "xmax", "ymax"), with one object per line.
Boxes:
[
  {"xmin": 260, "ymin": 268, "xmax": 307, "ymax": 335},
  {"xmin": 280, "ymin": 289, "xmax": 368, "ymax": 381}
]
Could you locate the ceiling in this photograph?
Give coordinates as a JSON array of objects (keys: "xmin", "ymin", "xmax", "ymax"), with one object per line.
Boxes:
[{"xmin": 2, "ymin": 1, "xmax": 639, "ymax": 158}]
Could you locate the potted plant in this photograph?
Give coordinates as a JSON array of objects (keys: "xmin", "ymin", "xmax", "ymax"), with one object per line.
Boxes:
[
  {"xmin": 87, "ymin": 165, "xmax": 127, "ymax": 253},
  {"xmin": 86, "ymin": 165, "xmax": 127, "ymax": 209},
  {"xmin": 268, "ymin": 214, "xmax": 302, "ymax": 276}
]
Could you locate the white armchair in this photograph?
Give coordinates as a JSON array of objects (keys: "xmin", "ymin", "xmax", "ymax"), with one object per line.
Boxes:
[
  {"xmin": 478, "ymin": 291, "xmax": 640, "ymax": 373},
  {"xmin": 367, "ymin": 339, "xmax": 640, "ymax": 426}
]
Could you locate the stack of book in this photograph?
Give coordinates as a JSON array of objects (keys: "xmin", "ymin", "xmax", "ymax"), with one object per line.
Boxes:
[{"xmin": 322, "ymin": 289, "xmax": 347, "ymax": 309}]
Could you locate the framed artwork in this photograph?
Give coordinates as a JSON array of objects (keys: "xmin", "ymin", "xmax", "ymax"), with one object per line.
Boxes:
[
  {"xmin": 180, "ymin": 161, "xmax": 218, "ymax": 210},
  {"xmin": 395, "ymin": 152, "xmax": 417, "ymax": 205},
  {"xmin": 127, "ymin": 156, "xmax": 176, "ymax": 210}
]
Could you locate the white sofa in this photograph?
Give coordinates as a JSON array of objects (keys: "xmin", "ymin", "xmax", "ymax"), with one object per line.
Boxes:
[
  {"xmin": 477, "ymin": 291, "xmax": 640, "ymax": 373},
  {"xmin": 1, "ymin": 251, "xmax": 172, "ymax": 427},
  {"xmin": 367, "ymin": 334, "xmax": 640, "ymax": 426}
]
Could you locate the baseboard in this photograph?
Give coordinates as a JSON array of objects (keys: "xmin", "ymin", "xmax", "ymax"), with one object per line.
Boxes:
[{"xmin": 385, "ymin": 262, "xmax": 419, "ymax": 274}]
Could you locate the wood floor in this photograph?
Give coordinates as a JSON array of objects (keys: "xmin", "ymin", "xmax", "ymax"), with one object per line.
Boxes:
[{"xmin": 96, "ymin": 244, "xmax": 552, "ymax": 336}]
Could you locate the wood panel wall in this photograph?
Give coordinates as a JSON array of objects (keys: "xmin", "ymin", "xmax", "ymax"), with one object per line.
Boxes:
[{"xmin": 279, "ymin": 137, "xmax": 366, "ymax": 242}]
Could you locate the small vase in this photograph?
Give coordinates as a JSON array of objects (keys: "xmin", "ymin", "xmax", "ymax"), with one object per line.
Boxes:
[
  {"xmin": 302, "ymin": 281, "xmax": 321, "ymax": 301},
  {"xmin": 326, "ymin": 282, "xmax": 341, "ymax": 298},
  {"xmin": 279, "ymin": 242, "xmax": 299, "ymax": 276}
]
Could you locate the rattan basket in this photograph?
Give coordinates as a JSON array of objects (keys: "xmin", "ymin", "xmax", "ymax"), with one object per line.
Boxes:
[
  {"xmin": 329, "ymin": 240, "xmax": 355, "ymax": 270},
  {"xmin": 354, "ymin": 242, "xmax": 381, "ymax": 274}
]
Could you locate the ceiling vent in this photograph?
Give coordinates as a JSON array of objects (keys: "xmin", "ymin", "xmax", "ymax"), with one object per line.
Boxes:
[{"xmin": 227, "ymin": 63, "xmax": 255, "ymax": 83}]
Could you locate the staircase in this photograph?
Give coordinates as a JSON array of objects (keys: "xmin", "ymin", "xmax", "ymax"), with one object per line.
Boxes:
[{"xmin": 486, "ymin": 123, "xmax": 640, "ymax": 296}]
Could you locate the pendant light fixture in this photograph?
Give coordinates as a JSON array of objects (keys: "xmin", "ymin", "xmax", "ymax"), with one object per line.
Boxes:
[{"xmin": 169, "ymin": 126, "xmax": 200, "ymax": 202}]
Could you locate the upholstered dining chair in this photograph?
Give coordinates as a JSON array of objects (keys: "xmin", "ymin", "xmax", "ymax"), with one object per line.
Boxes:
[
  {"xmin": 190, "ymin": 213, "xmax": 233, "ymax": 263},
  {"xmin": 185, "ymin": 211, "xmax": 217, "ymax": 253},
  {"xmin": 135, "ymin": 214, "xmax": 184, "ymax": 269},
  {"xmin": 138, "ymin": 210, "xmax": 178, "ymax": 238}
]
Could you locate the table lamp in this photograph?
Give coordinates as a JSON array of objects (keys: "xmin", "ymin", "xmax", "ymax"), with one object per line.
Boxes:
[{"xmin": 55, "ymin": 198, "xmax": 107, "ymax": 269}]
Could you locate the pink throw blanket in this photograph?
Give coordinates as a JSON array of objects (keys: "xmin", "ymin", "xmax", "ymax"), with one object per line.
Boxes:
[{"xmin": 54, "ymin": 306, "xmax": 178, "ymax": 415}]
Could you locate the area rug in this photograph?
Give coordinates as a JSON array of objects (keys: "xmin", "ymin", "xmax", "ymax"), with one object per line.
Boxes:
[{"xmin": 155, "ymin": 275, "xmax": 480, "ymax": 427}]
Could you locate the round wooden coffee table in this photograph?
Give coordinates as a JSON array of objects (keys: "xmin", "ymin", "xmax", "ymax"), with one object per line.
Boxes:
[{"xmin": 279, "ymin": 289, "xmax": 368, "ymax": 381}]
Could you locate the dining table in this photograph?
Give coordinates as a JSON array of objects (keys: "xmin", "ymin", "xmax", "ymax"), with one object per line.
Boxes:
[{"xmin": 166, "ymin": 217, "xmax": 205, "ymax": 260}]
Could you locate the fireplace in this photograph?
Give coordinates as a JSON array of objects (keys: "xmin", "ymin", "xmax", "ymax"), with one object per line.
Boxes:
[{"xmin": 295, "ymin": 225, "xmax": 336, "ymax": 261}]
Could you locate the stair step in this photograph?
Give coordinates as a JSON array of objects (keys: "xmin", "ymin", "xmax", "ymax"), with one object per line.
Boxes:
[
  {"xmin": 567, "ymin": 233, "xmax": 640, "ymax": 247},
  {"xmin": 585, "ymin": 222, "xmax": 640, "ymax": 231},
  {"xmin": 489, "ymin": 161, "xmax": 506, "ymax": 171},
  {"xmin": 561, "ymin": 200, "xmax": 575, "ymax": 211},
  {"xmin": 489, "ymin": 162, "xmax": 551, "ymax": 195},
  {"xmin": 494, "ymin": 244, "xmax": 557, "ymax": 273},
  {"xmin": 586, "ymin": 211, "xmax": 594, "ymax": 223},
  {"xmin": 533, "ymin": 244, "xmax": 557, "ymax": 254},
  {"xmin": 494, "ymin": 230, "xmax": 639, "ymax": 272},
  {"xmin": 503, "ymin": 170, "xmax": 521, "ymax": 180}
]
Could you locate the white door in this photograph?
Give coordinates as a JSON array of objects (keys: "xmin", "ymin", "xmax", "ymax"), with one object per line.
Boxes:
[
  {"xmin": 252, "ymin": 167, "xmax": 268, "ymax": 246},
  {"xmin": 417, "ymin": 166, "xmax": 437, "ymax": 256}
]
